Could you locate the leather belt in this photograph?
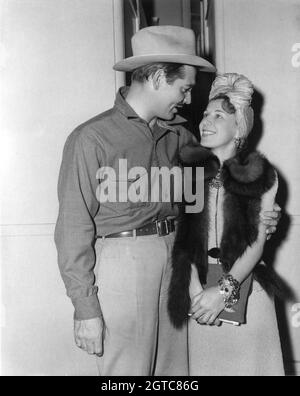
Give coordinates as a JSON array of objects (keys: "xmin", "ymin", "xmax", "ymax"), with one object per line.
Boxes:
[{"xmin": 100, "ymin": 219, "xmax": 175, "ymax": 238}]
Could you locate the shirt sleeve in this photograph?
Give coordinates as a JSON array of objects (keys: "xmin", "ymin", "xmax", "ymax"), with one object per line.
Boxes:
[{"xmin": 54, "ymin": 129, "xmax": 101, "ymax": 320}]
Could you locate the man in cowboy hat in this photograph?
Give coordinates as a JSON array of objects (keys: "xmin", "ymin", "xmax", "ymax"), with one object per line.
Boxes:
[{"xmin": 55, "ymin": 25, "xmax": 280, "ymax": 376}]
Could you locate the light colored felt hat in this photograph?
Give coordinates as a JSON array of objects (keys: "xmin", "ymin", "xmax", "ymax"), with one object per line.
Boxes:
[{"xmin": 113, "ymin": 25, "xmax": 216, "ymax": 72}]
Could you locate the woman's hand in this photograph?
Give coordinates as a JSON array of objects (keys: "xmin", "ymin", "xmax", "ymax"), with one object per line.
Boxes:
[
  {"xmin": 189, "ymin": 263, "xmax": 203, "ymax": 298},
  {"xmin": 190, "ymin": 286, "xmax": 225, "ymax": 325}
]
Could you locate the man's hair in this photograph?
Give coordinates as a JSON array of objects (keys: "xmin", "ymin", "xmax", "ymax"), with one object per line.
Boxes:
[{"xmin": 131, "ymin": 63, "xmax": 186, "ymax": 84}]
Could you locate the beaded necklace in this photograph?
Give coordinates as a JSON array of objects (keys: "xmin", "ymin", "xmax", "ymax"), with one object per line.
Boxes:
[
  {"xmin": 208, "ymin": 168, "xmax": 223, "ymax": 189},
  {"xmin": 208, "ymin": 168, "xmax": 223, "ymax": 264}
]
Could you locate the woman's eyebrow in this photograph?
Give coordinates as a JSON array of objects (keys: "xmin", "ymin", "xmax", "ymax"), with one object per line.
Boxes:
[{"xmin": 204, "ymin": 109, "xmax": 226, "ymax": 115}]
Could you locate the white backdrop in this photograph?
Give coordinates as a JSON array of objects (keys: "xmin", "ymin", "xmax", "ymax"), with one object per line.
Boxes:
[
  {"xmin": 213, "ymin": 0, "xmax": 300, "ymax": 375},
  {"xmin": 0, "ymin": 0, "xmax": 124, "ymax": 375}
]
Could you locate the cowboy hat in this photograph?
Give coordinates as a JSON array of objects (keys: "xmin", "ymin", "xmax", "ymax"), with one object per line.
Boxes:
[{"xmin": 113, "ymin": 25, "xmax": 216, "ymax": 72}]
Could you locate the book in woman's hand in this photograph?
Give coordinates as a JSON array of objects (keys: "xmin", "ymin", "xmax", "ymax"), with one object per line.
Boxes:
[{"xmin": 204, "ymin": 264, "xmax": 253, "ymax": 325}]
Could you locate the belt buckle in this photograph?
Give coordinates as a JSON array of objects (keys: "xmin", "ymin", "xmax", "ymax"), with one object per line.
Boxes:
[{"xmin": 155, "ymin": 220, "xmax": 169, "ymax": 236}]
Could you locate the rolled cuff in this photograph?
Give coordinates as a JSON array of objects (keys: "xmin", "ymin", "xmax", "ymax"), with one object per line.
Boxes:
[{"xmin": 72, "ymin": 293, "xmax": 102, "ymax": 320}]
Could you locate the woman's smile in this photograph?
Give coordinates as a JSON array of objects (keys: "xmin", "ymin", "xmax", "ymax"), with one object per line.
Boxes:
[{"xmin": 201, "ymin": 129, "xmax": 216, "ymax": 137}]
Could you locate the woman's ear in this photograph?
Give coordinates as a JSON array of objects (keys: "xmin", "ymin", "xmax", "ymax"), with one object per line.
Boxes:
[{"xmin": 234, "ymin": 120, "xmax": 240, "ymax": 138}]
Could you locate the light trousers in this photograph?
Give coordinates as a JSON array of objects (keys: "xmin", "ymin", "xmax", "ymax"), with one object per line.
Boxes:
[{"xmin": 94, "ymin": 233, "xmax": 188, "ymax": 376}]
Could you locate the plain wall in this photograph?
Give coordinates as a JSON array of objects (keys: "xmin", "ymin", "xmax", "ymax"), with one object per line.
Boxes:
[
  {"xmin": 213, "ymin": 0, "xmax": 300, "ymax": 375},
  {"xmin": 0, "ymin": 0, "xmax": 124, "ymax": 375}
]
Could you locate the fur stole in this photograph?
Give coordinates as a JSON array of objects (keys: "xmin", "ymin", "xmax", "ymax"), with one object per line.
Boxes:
[{"xmin": 168, "ymin": 150, "xmax": 282, "ymax": 329}]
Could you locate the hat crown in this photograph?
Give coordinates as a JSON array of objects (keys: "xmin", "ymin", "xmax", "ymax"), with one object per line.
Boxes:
[
  {"xmin": 132, "ymin": 26, "xmax": 196, "ymax": 57},
  {"xmin": 113, "ymin": 25, "xmax": 216, "ymax": 72}
]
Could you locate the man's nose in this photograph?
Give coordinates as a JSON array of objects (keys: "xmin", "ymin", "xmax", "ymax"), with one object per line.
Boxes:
[{"xmin": 183, "ymin": 91, "xmax": 192, "ymax": 105}]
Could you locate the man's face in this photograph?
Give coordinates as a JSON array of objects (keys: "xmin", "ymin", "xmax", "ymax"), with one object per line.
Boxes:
[{"xmin": 155, "ymin": 65, "xmax": 196, "ymax": 120}]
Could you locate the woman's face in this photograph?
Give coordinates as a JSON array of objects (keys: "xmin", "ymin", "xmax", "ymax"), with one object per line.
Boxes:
[{"xmin": 199, "ymin": 99, "xmax": 238, "ymax": 151}]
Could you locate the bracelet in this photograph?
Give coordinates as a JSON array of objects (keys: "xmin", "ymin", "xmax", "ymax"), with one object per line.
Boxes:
[{"xmin": 218, "ymin": 274, "xmax": 241, "ymax": 309}]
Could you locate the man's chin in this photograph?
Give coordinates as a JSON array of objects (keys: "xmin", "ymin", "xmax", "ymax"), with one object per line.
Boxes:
[{"xmin": 158, "ymin": 112, "xmax": 176, "ymax": 121}]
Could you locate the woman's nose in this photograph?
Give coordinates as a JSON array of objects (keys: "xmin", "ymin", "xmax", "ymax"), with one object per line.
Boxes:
[{"xmin": 202, "ymin": 117, "xmax": 212, "ymax": 127}]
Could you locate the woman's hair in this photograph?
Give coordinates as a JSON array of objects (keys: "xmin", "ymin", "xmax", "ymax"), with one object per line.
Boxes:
[
  {"xmin": 210, "ymin": 94, "xmax": 236, "ymax": 114},
  {"xmin": 131, "ymin": 62, "xmax": 186, "ymax": 84},
  {"xmin": 208, "ymin": 73, "xmax": 254, "ymax": 139}
]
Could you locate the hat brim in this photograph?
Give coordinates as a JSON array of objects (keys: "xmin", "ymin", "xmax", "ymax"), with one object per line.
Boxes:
[{"xmin": 113, "ymin": 54, "xmax": 216, "ymax": 72}]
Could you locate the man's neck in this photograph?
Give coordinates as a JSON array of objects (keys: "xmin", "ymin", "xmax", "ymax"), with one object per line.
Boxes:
[{"xmin": 125, "ymin": 83, "xmax": 156, "ymax": 124}]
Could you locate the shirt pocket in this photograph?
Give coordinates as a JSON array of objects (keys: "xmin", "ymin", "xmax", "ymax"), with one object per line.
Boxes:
[
  {"xmin": 127, "ymin": 172, "xmax": 149, "ymax": 209},
  {"xmin": 113, "ymin": 172, "xmax": 149, "ymax": 211}
]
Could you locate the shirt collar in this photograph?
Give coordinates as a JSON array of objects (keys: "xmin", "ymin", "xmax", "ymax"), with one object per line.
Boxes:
[{"xmin": 114, "ymin": 86, "xmax": 141, "ymax": 119}]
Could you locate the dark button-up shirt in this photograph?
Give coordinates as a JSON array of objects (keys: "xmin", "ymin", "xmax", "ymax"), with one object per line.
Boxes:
[{"xmin": 54, "ymin": 87, "xmax": 206, "ymax": 320}]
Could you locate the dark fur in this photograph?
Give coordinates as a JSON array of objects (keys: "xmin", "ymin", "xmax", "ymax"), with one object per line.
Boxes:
[{"xmin": 168, "ymin": 150, "xmax": 283, "ymax": 329}]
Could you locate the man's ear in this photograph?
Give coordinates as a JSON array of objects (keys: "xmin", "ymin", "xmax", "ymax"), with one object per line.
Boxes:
[{"xmin": 151, "ymin": 69, "xmax": 166, "ymax": 90}]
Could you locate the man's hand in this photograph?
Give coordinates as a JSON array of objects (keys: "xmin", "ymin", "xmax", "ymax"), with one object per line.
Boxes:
[
  {"xmin": 74, "ymin": 316, "xmax": 105, "ymax": 356},
  {"xmin": 260, "ymin": 203, "xmax": 282, "ymax": 240}
]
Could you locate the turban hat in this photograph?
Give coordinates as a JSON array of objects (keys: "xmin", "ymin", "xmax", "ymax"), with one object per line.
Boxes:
[{"xmin": 209, "ymin": 73, "xmax": 254, "ymax": 138}]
